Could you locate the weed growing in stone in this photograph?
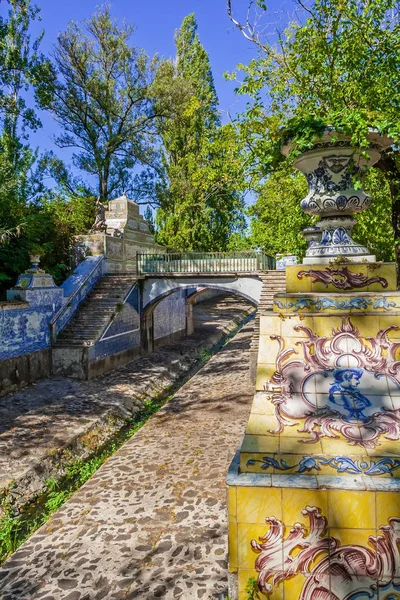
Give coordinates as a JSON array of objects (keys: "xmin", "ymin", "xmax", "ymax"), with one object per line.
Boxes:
[{"xmin": 245, "ymin": 577, "xmax": 262, "ymax": 600}]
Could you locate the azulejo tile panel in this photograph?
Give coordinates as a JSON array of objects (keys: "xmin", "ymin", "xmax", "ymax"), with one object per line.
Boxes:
[
  {"xmin": 231, "ymin": 487, "xmax": 400, "ymax": 599},
  {"xmin": 230, "ymin": 264, "xmax": 400, "ymax": 600},
  {"xmin": 257, "ymin": 314, "xmax": 400, "ymax": 451},
  {"xmin": 285, "ymin": 263, "xmax": 396, "ymax": 293},
  {"xmin": 274, "ymin": 292, "xmax": 400, "ymax": 314}
]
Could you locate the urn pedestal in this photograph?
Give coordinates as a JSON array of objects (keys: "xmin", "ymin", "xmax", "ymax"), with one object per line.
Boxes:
[{"xmin": 227, "ymin": 262, "xmax": 400, "ymax": 599}]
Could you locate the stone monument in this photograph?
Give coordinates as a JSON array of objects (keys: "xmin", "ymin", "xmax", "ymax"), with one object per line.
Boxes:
[
  {"xmin": 74, "ymin": 193, "xmax": 164, "ymax": 272},
  {"xmin": 227, "ymin": 131, "xmax": 400, "ymax": 599}
]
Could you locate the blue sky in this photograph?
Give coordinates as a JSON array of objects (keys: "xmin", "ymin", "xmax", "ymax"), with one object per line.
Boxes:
[
  {"xmin": 1, "ymin": 0, "xmax": 287, "ymax": 206},
  {"xmin": 24, "ymin": 0, "xmax": 264, "ymax": 154}
]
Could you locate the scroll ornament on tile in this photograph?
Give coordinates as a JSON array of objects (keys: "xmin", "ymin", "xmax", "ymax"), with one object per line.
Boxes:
[
  {"xmin": 251, "ymin": 506, "xmax": 400, "ymax": 599},
  {"xmin": 264, "ymin": 318, "xmax": 400, "ymax": 448}
]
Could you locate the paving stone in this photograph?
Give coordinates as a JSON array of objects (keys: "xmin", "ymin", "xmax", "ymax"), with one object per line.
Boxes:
[
  {"xmin": 0, "ymin": 299, "xmax": 254, "ymax": 598},
  {"xmin": 0, "ymin": 297, "xmax": 254, "ymax": 515}
]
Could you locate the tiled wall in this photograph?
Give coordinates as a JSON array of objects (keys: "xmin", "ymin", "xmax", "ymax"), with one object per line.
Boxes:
[{"xmin": 153, "ymin": 289, "xmax": 187, "ymax": 341}]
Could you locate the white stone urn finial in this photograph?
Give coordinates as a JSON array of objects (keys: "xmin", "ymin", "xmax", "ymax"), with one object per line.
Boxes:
[
  {"xmin": 28, "ymin": 254, "xmax": 42, "ymax": 273},
  {"xmin": 282, "ymin": 130, "xmax": 392, "ymax": 264}
]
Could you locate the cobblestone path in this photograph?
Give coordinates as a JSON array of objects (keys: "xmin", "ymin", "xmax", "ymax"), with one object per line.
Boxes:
[{"xmin": 0, "ymin": 320, "xmax": 254, "ymax": 599}]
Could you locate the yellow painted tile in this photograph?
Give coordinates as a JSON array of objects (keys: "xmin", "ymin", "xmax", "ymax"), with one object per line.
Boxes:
[
  {"xmin": 277, "ymin": 420, "xmax": 307, "ymax": 439},
  {"xmin": 228, "ymin": 487, "xmax": 237, "ymax": 519},
  {"xmin": 228, "ymin": 521, "xmax": 238, "ymax": 572},
  {"xmin": 240, "ymin": 451, "xmax": 278, "ymax": 474},
  {"xmin": 379, "ymin": 316, "xmax": 400, "ymax": 338},
  {"xmin": 281, "ymin": 315, "xmax": 314, "ymax": 338},
  {"xmin": 246, "ymin": 414, "xmax": 281, "ymax": 436},
  {"xmin": 279, "ymin": 437, "xmax": 323, "ymax": 455},
  {"xmin": 306, "ymin": 265, "xmax": 367, "ymax": 293},
  {"xmin": 238, "ymin": 569, "xmax": 271, "ymax": 600},
  {"xmin": 237, "ymin": 487, "xmax": 282, "ymax": 524},
  {"xmin": 320, "ymin": 437, "xmax": 366, "ymax": 456},
  {"xmin": 312, "ymin": 316, "xmax": 345, "ymax": 337},
  {"xmin": 282, "ymin": 489, "xmax": 328, "ymax": 528},
  {"xmin": 330, "ymin": 528, "xmax": 376, "ymax": 558},
  {"xmin": 367, "ymin": 263, "xmax": 397, "ymax": 291},
  {"xmin": 241, "ymin": 434, "xmax": 280, "ymax": 453},
  {"xmin": 284, "ymin": 573, "xmax": 308, "ymax": 598},
  {"xmin": 252, "ymin": 393, "xmax": 276, "ymax": 415},
  {"xmin": 260, "ymin": 315, "xmax": 282, "ymax": 336},
  {"xmin": 346, "ymin": 315, "xmax": 380, "ymax": 338},
  {"xmin": 286, "ymin": 265, "xmax": 311, "ymax": 293},
  {"xmin": 366, "ymin": 440, "xmax": 400, "ymax": 458},
  {"xmin": 328, "ymin": 490, "xmax": 375, "ymax": 529},
  {"xmin": 376, "ymin": 492, "xmax": 400, "ymax": 526},
  {"xmin": 258, "ymin": 335, "xmax": 282, "ymax": 364},
  {"xmin": 238, "ymin": 524, "xmax": 275, "ymax": 569},
  {"xmin": 273, "ymin": 454, "xmax": 304, "ymax": 474},
  {"xmin": 256, "ymin": 364, "xmax": 277, "ymax": 391}
]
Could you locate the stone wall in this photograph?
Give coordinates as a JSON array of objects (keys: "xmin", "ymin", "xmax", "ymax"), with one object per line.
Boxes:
[
  {"xmin": 0, "ymin": 348, "xmax": 51, "ymax": 397},
  {"xmin": 86, "ymin": 285, "xmax": 141, "ymax": 377},
  {"xmin": 0, "ymin": 299, "xmax": 59, "ymax": 397}
]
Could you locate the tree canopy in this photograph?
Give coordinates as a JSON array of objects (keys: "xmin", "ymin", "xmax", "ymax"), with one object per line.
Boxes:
[
  {"xmin": 227, "ymin": 0, "xmax": 400, "ymax": 262},
  {"xmin": 154, "ymin": 14, "xmax": 246, "ymax": 251},
  {"xmin": 49, "ymin": 5, "xmax": 159, "ymax": 202}
]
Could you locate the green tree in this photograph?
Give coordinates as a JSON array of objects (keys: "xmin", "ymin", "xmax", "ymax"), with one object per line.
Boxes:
[
  {"xmin": 143, "ymin": 205, "xmax": 155, "ymax": 234},
  {"xmin": 154, "ymin": 14, "xmax": 246, "ymax": 251},
  {"xmin": 49, "ymin": 5, "xmax": 159, "ymax": 203},
  {"xmin": 0, "ymin": 0, "xmax": 55, "ymax": 289},
  {"xmin": 227, "ymin": 0, "xmax": 400, "ymax": 263},
  {"xmin": 249, "ymin": 168, "xmax": 310, "ymax": 258}
]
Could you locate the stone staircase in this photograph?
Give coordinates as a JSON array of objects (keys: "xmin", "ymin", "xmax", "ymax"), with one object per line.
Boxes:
[
  {"xmin": 54, "ymin": 275, "xmax": 137, "ymax": 347},
  {"xmin": 250, "ymin": 270, "xmax": 286, "ymax": 355}
]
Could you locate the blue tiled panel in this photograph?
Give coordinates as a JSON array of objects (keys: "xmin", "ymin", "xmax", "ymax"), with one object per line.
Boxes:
[
  {"xmin": 54, "ymin": 256, "xmax": 104, "ymax": 336},
  {"xmin": 0, "ymin": 306, "xmax": 54, "ymax": 360},
  {"xmin": 92, "ymin": 286, "xmax": 140, "ymax": 360},
  {"xmin": 153, "ymin": 289, "xmax": 187, "ymax": 340}
]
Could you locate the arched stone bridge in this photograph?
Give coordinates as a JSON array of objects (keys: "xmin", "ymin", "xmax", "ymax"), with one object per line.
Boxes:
[{"xmin": 51, "ymin": 251, "xmax": 280, "ymax": 378}]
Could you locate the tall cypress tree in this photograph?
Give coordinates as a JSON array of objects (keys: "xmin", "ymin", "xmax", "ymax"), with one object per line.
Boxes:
[{"xmin": 154, "ymin": 14, "xmax": 245, "ymax": 251}]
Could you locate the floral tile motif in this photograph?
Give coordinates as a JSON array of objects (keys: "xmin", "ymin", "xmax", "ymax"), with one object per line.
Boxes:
[
  {"xmin": 263, "ymin": 317, "xmax": 400, "ymax": 449},
  {"xmin": 246, "ymin": 453, "xmax": 400, "ymax": 477},
  {"xmin": 274, "ymin": 294, "xmax": 400, "ymax": 313},
  {"xmin": 250, "ymin": 505, "xmax": 400, "ymax": 599}
]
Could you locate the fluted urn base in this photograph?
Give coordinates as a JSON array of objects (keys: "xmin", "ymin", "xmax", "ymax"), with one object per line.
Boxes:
[{"xmin": 303, "ymin": 216, "xmax": 374, "ymax": 263}]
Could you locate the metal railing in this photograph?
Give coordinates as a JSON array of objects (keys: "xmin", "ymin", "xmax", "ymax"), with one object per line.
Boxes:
[{"xmin": 137, "ymin": 251, "xmax": 275, "ymax": 275}]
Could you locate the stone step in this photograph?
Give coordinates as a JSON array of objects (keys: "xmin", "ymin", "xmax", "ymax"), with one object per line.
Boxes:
[{"xmin": 55, "ymin": 274, "xmax": 138, "ymax": 347}]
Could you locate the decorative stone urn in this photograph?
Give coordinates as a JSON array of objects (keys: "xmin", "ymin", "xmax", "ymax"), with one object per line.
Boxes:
[
  {"xmin": 282, "ymin": 130, "xmax": 392, "ymax": 264},
  {"xmin": 28, "ymin": 255, "xmax": 43, "ymax": 273}
]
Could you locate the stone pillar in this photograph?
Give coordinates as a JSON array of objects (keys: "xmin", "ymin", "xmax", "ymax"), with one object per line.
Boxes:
[{"xmin": 227, "ymin": 131, "xmax": 400, "ymax": 600}]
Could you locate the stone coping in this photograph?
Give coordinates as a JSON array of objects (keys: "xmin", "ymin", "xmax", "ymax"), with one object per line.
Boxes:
[{"xmin": 0, "ymin": 300, "xmax": 29, "ymax": 310}]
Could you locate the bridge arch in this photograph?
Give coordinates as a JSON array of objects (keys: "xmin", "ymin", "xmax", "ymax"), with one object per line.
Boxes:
[
  {"xmin": 140, "ymin": 276, "xmax": 261, "ymax": 353},
  {"xmin": 142, "ymin": 275, "xmax": 262, "ymax": 312}
]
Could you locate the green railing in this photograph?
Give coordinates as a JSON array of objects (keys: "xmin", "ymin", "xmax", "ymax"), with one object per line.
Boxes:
[{"xmin": 137, "ymin": 251, "xmax": 275, "ymax": 274}]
